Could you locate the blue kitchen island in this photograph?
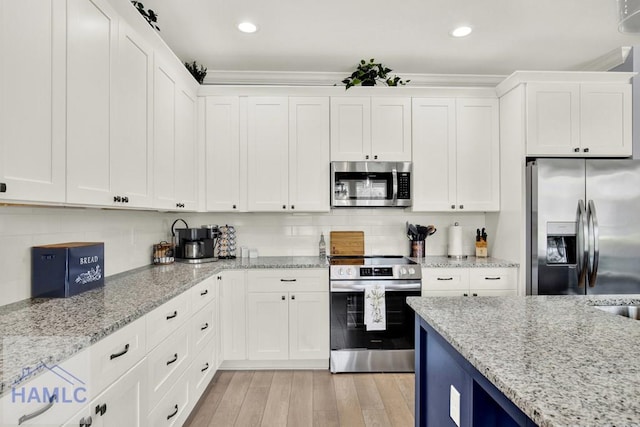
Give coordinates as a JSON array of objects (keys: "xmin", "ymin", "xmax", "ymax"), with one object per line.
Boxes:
[{"xmin": 408, "ymin": 295, "xmax": 640, "ymax": 427}]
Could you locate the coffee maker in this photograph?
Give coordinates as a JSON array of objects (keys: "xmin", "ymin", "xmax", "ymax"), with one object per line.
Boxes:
[{"xmin": 171, "ymin": 219, "xmax": 218, "ymax": 263}]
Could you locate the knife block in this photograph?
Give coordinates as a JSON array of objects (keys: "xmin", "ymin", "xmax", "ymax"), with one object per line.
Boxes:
[{"xmin": 475, "ymin": 240, "xmax": 488, "ymax": 257}]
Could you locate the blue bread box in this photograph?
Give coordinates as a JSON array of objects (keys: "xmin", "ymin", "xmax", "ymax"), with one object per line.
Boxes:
[{"xmin": 32, "ymin": 242, "xmax": 105, "ymax": 298}]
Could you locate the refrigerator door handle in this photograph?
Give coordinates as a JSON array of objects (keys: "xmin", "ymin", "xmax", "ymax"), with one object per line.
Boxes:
[
  {"xmin": 587, "ymin": 200, "xmax": 600, "ymax": 288},
  {"xmin": 576, "ymin": 200, "xmax": 588, "ymax": 288}
]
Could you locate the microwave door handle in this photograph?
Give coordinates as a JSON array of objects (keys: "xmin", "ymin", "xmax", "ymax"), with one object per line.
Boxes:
[{"xmin": 392, "ymin": 168, "xmax": 398, "ymax": 202}]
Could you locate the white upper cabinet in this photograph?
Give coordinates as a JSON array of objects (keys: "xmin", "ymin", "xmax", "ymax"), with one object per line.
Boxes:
[
  {"xmin": 525, "ymin": 82, "xmax": 631, "ymax": 157},
  {"xmin": 247, "ymin": 97, "xmax": 290, "ymax": 211},
  {"xmin": 0, "ymin": 0, "xmax": 66, "ymax": 203},
  {"xmin": 331, "ymin": 97, "xmax": 411, "ymax": 161},
  {"xmin": 412, "ymin": 97, "xmax": 499, "ymax": 212},
  {"xmin": 288, "ymin": 97, "xmax": 330, "ymax": 212},
  {"xmin": 111, "ymin": 20, "xmax": 154, "ymax": 208},
  {"xmin": 205, "ymin": 96, "xmax": 242, "ymax": 212},
  {"xmin": 153, "ymin": 58, "xmax": 199, "ymax": 211},
  {"xmin": 66, "ymin": 0, "xmax": 117, "ymax": 206}
]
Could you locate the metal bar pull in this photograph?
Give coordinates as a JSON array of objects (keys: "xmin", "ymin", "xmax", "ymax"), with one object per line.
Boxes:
[
  {"xmin": 437, "ymin": 277, "xmax": 453, "ymax": 281},
  {"xmin": 110, "ymin": 343, "xmax": 130, "ymax": 360},
  {"xmin": 587, "ymin": 200, "xmax": 600, "ymax": 288},
  {"xmin": 166, "ymin": 311, "xmax": 178, "ymax": 320},
  {"xmin": 484, "ymin": 277, "xmax": 501, "ymax": 280},
  {"xmin": 167, "ymin": 405, "xmax": 179, "ymax": 420},
  {"xmin": 280, "ymin": 279, "xmax": 297, "ymax": 282},
  {"xmin": 576, "ymin": 200, "xmax": 588, "ymax": 287},
  {"xmin": 166, "ymin": 353, "xmax": 178, "ymax": 365},
  {"xmin": 19, "ymin": 394, "xmax": 56, "ymax": 425}
]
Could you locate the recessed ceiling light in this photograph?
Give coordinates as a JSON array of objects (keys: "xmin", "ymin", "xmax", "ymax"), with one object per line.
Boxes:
[
  {"xmin": 450, "ymin": 26, "xmax": 472, "ymax": 38},
  {"xmin": 238, "ymin": 22, "xmax": 257, "ymax": 33}
]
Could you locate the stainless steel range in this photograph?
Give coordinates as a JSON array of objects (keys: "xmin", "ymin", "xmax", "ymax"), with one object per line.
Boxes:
[{"xmin": 329, "ymin": 255, "xmax": 421, "ymax": 373}]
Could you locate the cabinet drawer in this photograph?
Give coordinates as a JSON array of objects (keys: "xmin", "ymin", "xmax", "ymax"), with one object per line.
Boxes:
[
  {"xmin": 146, "ymin": 291, "xmax": 190, "ymax": 350},
  {"xmin": 422, "ymin": 268, "xmax": 469, "ymax": 291},
  {"xmin": 247, "ymin": 269, "xmax": 328, "ymax": 293},
  {"xmin": 147, "ymin": 322, "xmax": 190, "ymax": 411},
  {"xmin": 191, "ymin": 301, "xmax": 215, "ymax": 355},
  {"xmin": 147, "ymin": 369, "xmax": 190, "ymax": 427},
  {"xmin": 191, "ymin": 276, "xmax": 215, "ymax": 314},
  {"xmin": 189, "ymin": 339, "xmax": 216, "ymax": 408},
  {"xmin": 90, "ymin": 316, "xmax": 146, "ymax": 395},
  {"xmin": 469, "ymin": 268, "xmax": 516, "ymax": 291}
]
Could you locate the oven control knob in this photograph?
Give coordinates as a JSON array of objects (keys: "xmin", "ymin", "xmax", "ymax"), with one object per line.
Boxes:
[
  {"xmin": 339, "ymin": 268, "xmax": 345, "ymax": 276},
  {"xmin": 347, "ymin": 268, "xmax": 353, "ymax": 276},
  {"xmin": 400, "ymin": 267, "xmax": 407, "ymax": 275},
  {"xmin": 408, "ymin": 267, "xmax": 416, "ymax": 275}
]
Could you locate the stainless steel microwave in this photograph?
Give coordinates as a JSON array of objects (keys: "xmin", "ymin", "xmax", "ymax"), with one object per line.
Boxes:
[{"xmin": 331, "ymin": 161, "xmax": 412, "ymax": 207}]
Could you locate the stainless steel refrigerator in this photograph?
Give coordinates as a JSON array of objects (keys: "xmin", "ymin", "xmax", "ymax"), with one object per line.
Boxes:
[{"xmin": 527, "ymin": 158, "xmax": 640, "ymax": 295}]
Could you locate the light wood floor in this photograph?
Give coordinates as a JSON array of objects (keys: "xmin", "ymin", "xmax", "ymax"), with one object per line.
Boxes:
[{"xmin": 184, "ymin": 370, "xmax": 415, "ymax": 427}]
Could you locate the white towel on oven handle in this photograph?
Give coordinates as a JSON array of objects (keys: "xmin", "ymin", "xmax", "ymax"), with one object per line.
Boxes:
[{"xmin": 364, "ymin": 283, "xmax": 386, "ymax": 331}]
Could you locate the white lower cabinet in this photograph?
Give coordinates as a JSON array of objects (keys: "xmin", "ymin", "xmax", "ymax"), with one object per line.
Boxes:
[
  {"xmin": 220, "ymin": 271, "xmax": 247, "ymax": 361},
  {"xmin": 246, "ymin": 269, "xmax": 329, "ymax": 364},
  {"xmin": 63, "ymin": 360, "xmax": 147, "ymax": 427},
  {"xmin": 147, "ymin": 370, "xmax": 190, "ymax": 427},
  {"xmin": 422, "ymin": 267, "xmax": 517, "ymax": 296},
  {"xmin": 187, "ymin": 339, "xmax": 216, "ymax": 414}
]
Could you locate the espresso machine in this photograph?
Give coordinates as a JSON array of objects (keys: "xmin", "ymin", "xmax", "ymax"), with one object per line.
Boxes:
[{"xmin": 171, "ymin": 219, "xmax": 219, "ymax": 263}]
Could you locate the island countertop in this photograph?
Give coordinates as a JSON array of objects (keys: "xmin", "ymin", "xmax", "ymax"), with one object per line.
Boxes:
[{"xmin": 407, "ymin": 295, "xmax": 640, "ymax": 427}]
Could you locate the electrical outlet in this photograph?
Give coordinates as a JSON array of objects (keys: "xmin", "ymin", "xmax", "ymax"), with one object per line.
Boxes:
[{"xmin": 450, "ymin": 384, "xmax": 461, "ymax": 427}]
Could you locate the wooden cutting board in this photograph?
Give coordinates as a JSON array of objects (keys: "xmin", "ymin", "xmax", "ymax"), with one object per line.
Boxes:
[{"xmin": 330, "ymin": 231, "xmax": 364, "ymax": 255}]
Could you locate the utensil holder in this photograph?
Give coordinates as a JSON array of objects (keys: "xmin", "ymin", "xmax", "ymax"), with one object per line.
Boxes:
[{"xmin": 411, "ymin": 240, "xmax": 425, "ymax": 258}]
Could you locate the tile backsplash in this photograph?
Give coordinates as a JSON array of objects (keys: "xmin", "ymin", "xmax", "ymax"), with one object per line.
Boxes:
[{"xmin": 0, "ymin": 206, "xmax": 485, "ymax": 306}]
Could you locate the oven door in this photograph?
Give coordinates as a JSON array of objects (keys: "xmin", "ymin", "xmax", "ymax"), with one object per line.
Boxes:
[{"xmin": 330, "ymin": 280, "xmax": 420, "ymax": 351}]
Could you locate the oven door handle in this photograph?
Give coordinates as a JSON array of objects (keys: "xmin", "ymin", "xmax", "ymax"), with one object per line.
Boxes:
[{"xmin": 330, "ymin": 281, "xmax": 421, "ymax": 292}]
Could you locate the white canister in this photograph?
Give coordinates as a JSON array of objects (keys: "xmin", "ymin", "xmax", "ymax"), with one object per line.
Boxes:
[{"xmin": 448, "ymin": 222, "xmax": 466, "ymax": 259}]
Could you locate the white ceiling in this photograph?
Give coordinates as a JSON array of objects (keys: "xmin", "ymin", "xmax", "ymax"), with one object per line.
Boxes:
[{"xmin": 141, "ymin": 0, "xmax": 640, "ymax": 81}]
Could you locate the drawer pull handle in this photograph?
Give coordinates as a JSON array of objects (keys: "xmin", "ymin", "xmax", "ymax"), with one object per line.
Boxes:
[
  {"xmin": 109, "ymin": 343, "xmax": 130, "ymax": 360},
  {"xmin": 167, "ymin": 404, "xmax": 179, "ymax": 420},
  {"xmin": 280, "ymin": 279, "xmax": 297, "ymax": 282},
  {"xmin": 463, "ymin": 293, "xmax": 469, "ymax": 296},
  {"xmin": 166, "ymin": 311, "xmax": 178, "ymax": 320},
  {"xmin": 201, "ymin": 322, "xmax": 209, "ymax": 331},
  {"xmin": 473, "ymin": 293, "xmax": 478, "ymax": 296},
  {"xmin": 437, "ymin": 277, "xmax": 453, "ymax": 281},
  {"xmin": 484, "ymin": 277, "xmax": 501, "ymax": 280},
  {"xmin": 201, "ymin": 362, "xmax": 210, "ymax": 372},
  {"xmin": 200, "ymin": 289, "xmax": 208, "ymax": 296},
  {"xmin": 18, "ymin": 394, "xmax": 56, "ymax": 425},
  {"xmin": 166, "ymin": 353, "xmax": 178, "ymax": 365},
  {"xmin": 80, "ymin": 415, "xmax": 93, "ymax": 427},
  {"xmin": 95, "ymin": 403, "xmax": 107, "ymax": 416}
]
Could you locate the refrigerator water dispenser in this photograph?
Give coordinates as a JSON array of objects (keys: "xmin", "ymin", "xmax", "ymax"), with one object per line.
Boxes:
[{"xmin": 546, "ymin": 222, "xmax": 576, "ymax": 265}]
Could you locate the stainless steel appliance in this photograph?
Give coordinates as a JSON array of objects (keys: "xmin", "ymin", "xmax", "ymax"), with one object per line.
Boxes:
[
  {"xmin": 170, "ymin": 219, "xmax": 218, "ymax": 264},
  {"xmin": 331, "ymin": 161, "xmax": 411, "ymax": 207},
  {"xmin": 527, "ymin": 159, "xmax": 640, "ymax": 295},
  {"xmin": 329, "ymin": 255, "xmax": 421, "ymax": 372}
]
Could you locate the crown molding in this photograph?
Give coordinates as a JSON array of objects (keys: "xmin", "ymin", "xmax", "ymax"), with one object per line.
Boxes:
[
  {"xmin": 577, "ymin": 46, "xmax": 632, "ymax": 71},
  {"xmin": 202, "ymin": 70, "xmax": 506, "ymax": 87}
]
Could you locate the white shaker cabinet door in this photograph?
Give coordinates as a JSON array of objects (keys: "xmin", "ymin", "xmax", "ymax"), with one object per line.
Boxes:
[
  {"xmin": 371, "ymin": 97, "xmax": 412, "ymax": 161},
  {"xmin": 66, "ymin": 0, "xmax": 118, "ymax": 205},
  {"xmin": 330, "ymin": 97, "xmax": 371, "ymax": 161},
  {"xmin": 247, "ymin": 292, "xmax": 289, "ymax": 360},
  {"xmin": 580, "ymin": 83, "xmax": 632, "ymax": 157},
  {"xmin": 112, "ymin": 21, "xmax": 153, "ymax": 208},
  {"xmin": 205, "ymin": 96, "xmax": 242, "ymax": 212},
  {"xmin": 153, "ymin": 59, "xmax": 178, "ymax": 210},
  {"xmin": 247, "ymin": 97, "xmax": 289, "ymax": 211},
  {"xmin": 220, "ymin": 271, "xmax": 247, "ymax": 361},
  {"xmin": 455, "ymin": 98, "xmax": 500, "ymax": 212},
  {"xmin": 411, "ymin": 98, "xmax": 456, "ymax": 211},
  {"xmin": 289, "ymin": 97, "xmax": 330, "ymax": 212},
  {"xmin": 525, "ymin": 83, "xmax": 580, "ymax": 156},
  {"xmin": 289, "ymin": 291, "xmax": 329, "ymax": 360},
  {"xmin": 174, "ymin": 87, "xmax": 198, "ymax": 211},
  {"xmin": 0, "ymin": 0, "xmax": 66, "ymax": 203}
]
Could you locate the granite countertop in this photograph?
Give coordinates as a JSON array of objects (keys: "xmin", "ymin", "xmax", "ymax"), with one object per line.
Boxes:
[
  {"xmin": 410, "ymin": 255, "xmax": 519, "ymax": 268},
  {"xmin": 407, "ymin": 295, "xmax": 640, "ymax": 427},
  {"xmin": 0, "ymin": 256, "xmax": 327, "ymax": 397}
]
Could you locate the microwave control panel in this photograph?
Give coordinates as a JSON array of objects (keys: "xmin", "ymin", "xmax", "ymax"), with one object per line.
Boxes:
[{"xmin": 398, "ymin": 173, "xmax": 410, "ymax": 199}]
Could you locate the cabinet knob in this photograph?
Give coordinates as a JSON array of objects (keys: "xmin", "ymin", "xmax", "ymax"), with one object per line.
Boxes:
[
  {"xmin": 574, "ymin": 147, "xmax": 580, "ymax": 152},
  {"xmin": 472, "ymin": 293, "xmax": 478, "ymax": 296},
  {"xmin": 374, "ymin": 155, "xmax": 378, "ymax": 160},
  {"xmin": 291, "ymin": 295, "xmax": 295, "ymax": 300},
  {"xmin": 232, "ymin": 204, "xmax": 236, "ymax": 209},
  {"xmin": 80, "ymin": 415, "xmax": 93, "ymax": 427},
  {"xmin": 463, "ymin": 293, "xmax": 469, "ymax": 297},
  {"xmin": 281, "ymin": 295, "xmax": 286, "ymax": 300},
  {"xmin": 451, "ymin": 204, "xmax": 455, "ymax": 209},
  {"xmin": 291, "ymin": 205, "xmax": 295, "ymax": 209},
  {"xmin": 123, "ymin": 196, "xmax": 129, "ymax": 203},
  {"xmin": 365, "ymin": 155, "xmax": 370, "ymax": 160},
  {"xmin": 95, "ymin": 403, "xmax": 107, "ymax": 416},
  {"xmin": 583, "ymin": 148, "xmax": 589, "ymax": 153},
  {"xmin": 282, "ymin": 205, "xmax": 286, "ymax": 209},
  {"xmin": 459, "ymin": 204, "xmax": 464, "ymax": 209},
  {"xmin": 0, "ymin": 183, "xmax": 6, "ymax": 193}
]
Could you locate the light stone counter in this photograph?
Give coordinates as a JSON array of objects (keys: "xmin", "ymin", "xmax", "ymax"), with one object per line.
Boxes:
[
  {"xmin": 407, "ymin": 295, "xmax": 640, "ymax": 427},
  {"xmin": 410, "ymin": 255, "xmax": 519, "ymax": 268},
  {"xmin": 0, "ymin": 256, "xmax": 327, "ymax": 397}
]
